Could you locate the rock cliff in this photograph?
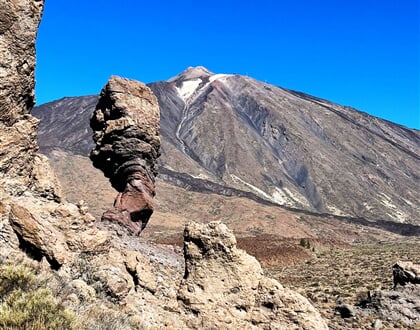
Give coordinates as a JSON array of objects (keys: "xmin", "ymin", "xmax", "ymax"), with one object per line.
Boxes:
[
  {"xmin": 90, "ymin": 76, "xmax": 161, "ymax": 235},
  {"xmin": 0, "ymin": 0, "xmax": 43, "ymax": 124},
  {"xmin": 0, "ymin": 0, "xmax": 51, "ymax": 193},
  {"xmin": 0, "ymin": 0, "xmax": 109, "ymax": 271}
]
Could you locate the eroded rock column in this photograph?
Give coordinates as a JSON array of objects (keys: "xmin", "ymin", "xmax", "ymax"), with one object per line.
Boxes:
[
  {"xmin": 90, "ymin": 76, "xmax": 160, "ymax": 235},
  {"xmin": 0, "ymin": 0, "xmax": 45, "ymax": 184}
]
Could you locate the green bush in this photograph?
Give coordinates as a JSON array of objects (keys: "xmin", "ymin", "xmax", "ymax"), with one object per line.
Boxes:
[
  {"xmin": 0, "ymin": 264, "xmax": 74, "ymax": 330},
  {"xmin": 299, "ymin": 238, "xmax": 311, "ymax": 249},
  {"xmin": 0, "ymin": 264, "xmax": 36, "ymax": 297}
]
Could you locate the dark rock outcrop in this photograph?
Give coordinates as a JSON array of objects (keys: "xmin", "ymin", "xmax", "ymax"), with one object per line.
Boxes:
[
  {"xmin": 90, "ymin": 76, "xmax": 161, "ymax": 235},
  {"xmin": 393, "ymin": 261, "xmax": 420, "ymax": 287},
  {"xmin": 335, "ymin": 300, "xmax": 356, "ymax": 318}
]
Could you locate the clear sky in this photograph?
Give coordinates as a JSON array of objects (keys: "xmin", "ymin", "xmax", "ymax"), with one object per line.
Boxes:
[{"xmin": 35, "ymin": 0, "xmax": 419, "ymax": 129}]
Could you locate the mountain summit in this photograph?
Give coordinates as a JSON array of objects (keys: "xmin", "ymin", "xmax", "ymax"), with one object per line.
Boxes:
[
  {"xmin": 33, "ymin": 68, "xmax": 420, "ymax": 228},
  {"xmin": 168, "ymin": 66, "xmax": 214, "ymax": 83}
]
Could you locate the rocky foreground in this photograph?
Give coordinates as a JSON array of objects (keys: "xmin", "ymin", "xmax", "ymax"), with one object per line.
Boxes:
[
  {"xmin": 0, "ymin": 1, "xmax": 329, "ymax": 328},
  {"xmin": 1, "ymin": 1, "xmax": 419, "ymax": 329}
]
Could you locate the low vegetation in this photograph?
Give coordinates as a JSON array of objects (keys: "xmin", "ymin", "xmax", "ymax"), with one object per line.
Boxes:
[
  {"xmin": 0, "ymin": 263, "xmax": 74, "ymax": 329},
  {"xmin": 0, "ymin": 259, "xmax": 145, "ymax": 330}
]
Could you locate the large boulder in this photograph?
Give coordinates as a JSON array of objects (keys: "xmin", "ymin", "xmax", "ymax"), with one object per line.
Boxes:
[
  {"xmin": 393, "ymin": 261, "xmax": 420, "ymax": 287},
  {"xmin": 178, "ymin": 221, "xmax": 328, "ymax": 329},
  {"xmin": 90, "ymin": 76, "xmax": 161, "ymax": 235}
]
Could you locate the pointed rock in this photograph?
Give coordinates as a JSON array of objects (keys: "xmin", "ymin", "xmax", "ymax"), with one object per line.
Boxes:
[{"xmin": 168, "ymin": 66, "xmax": 214, "ymax": 83}]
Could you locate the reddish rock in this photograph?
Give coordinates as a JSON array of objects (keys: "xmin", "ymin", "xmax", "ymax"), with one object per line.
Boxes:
[{"xmin": 90, "ymin": 76, "xmax": 160, "ymax": 235}]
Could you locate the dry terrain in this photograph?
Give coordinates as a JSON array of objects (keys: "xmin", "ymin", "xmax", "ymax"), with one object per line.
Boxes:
[
  {"xmin": 46, "ymin": 149, "xmax": 420, "ymax": 328},
  {"xmin": 270, "ymin": 239, "xmax": 420, "ymax": 329}
]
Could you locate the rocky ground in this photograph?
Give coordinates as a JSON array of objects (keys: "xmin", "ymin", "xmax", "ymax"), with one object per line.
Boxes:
[{"xmin": 269, "ymin": 239, "xmax": 420, "ymax": 329}]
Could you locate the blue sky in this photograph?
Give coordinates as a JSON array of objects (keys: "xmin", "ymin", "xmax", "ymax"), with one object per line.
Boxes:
[{"xmin": 35, "ymin": 0, "xmax": 419, "ymax": 129}]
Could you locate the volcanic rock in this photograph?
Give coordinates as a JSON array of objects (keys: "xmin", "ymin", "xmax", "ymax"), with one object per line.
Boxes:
[
  {"xmin": 0, "ymin": 0, "xmax": 44, "ymax": 124},
  {"xmin": 359, "ymin": 284, "xmax": 420, "ymax": 327},
  {"xmin": 0, "ymin": 0, "xmax": 110, "ymax": 273},
  {"xmin": 393, "ymin": 261, "xmax": 420, "ymax": 287},
  {"xmin": 178, "ymin": 221, "xmax": 328, "ymax": 329},
  {"xmin": 335, "ymin": 300, "xmax": 356, "ymax": 318},
  {"xmin": 0, "ymin": 0, "xmax": 47, "ymax": 189},
  {"xmin": 90, "ymin": 76, "xmax": 161, "ymax": 235},
  {"xmin": 0, "ymin": 4, "xmax": 330, "ymax": 329}
]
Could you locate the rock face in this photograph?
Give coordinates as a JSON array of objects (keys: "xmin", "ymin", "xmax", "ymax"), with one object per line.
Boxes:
[
  {"xmin": 90, "ymin": 76, "xmax": 161, "ymax": 235},
  {"xmin": 0, "ymin": 0, "xmax": 47, "ymax": 189},
  {"xmin": 0, "ymin": 0, "xmax": 44, "ymax": 124},
  {"xmin": 393, "ymin": 261, "xmax": 420, "ymax": 287},
  {"xmin": 0, "ymin": 0, "xmax": 107, "ymax": 273},
  {"xmin": 178, "ymin": 221, "xmax": 328, "ymax": 329}
]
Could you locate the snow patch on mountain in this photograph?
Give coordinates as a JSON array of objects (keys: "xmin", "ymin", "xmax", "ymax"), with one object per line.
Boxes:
[
  {"xmin": 177, "ymin": 79, "xmax": 202, "ymax": 101},
  {"xmin": 209, "ymin": 74, "xmax": 229, "ymax": 83}
]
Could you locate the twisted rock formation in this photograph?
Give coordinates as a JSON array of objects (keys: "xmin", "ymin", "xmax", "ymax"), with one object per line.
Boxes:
[{"xmin": 90, "ymin": 76, "xmax": 160, "ymax": 235}]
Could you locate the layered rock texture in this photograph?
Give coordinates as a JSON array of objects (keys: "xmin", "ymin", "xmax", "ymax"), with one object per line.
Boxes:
[
  {"xmin": 0, "ymin": 0, "xmax": 47, "ymax": 189},
  {"xmin": 90, "ymin": 76, "xmax": 161, "ymax": 235},
  {"xmin": 0, "ymin": 0, "xmax": 44, "ymax": 124}
]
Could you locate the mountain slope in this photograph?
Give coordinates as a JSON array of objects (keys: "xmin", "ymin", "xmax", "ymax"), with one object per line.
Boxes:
[{"xmin": 33, "ymin": 67, "xmax": 420, "ymax": 227}]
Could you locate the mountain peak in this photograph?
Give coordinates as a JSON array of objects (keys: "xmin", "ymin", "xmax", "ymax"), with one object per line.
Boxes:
[{"xmin": 168, "ymin": 66, "xmax": 214, "ymax": 82}]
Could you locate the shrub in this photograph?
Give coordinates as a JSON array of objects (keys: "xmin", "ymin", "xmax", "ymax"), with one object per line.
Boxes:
[
  {"xmin": 0, "ymin": 264, "xmax": 36, "ymax": 297},
  {"xmin": 299, "ymin": 238, "xmax": 311, "ymax": 249},
  {"xmin": 0, "ymin": 264, "xmax": 74, "ymax": 330}
]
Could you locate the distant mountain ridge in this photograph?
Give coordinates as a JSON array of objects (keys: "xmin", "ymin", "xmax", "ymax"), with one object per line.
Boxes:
[{"xmin": 33, "ymin": 67, "xmax": 420, "ymax": 227}]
